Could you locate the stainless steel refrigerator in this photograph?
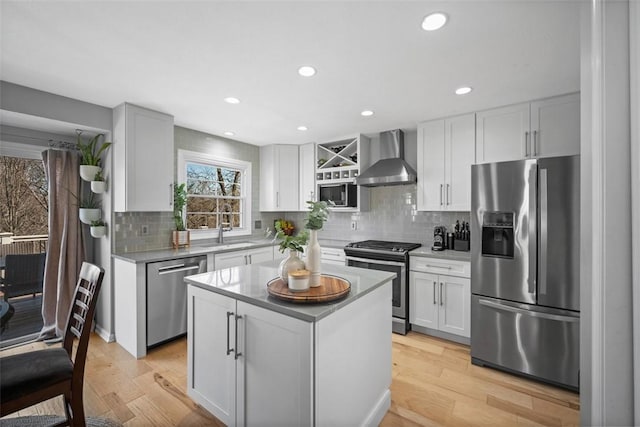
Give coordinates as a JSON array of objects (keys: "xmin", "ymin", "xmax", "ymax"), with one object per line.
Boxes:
[{"xmin": 470, "ymin": 155, "xmax": 580, "ymax": 390}]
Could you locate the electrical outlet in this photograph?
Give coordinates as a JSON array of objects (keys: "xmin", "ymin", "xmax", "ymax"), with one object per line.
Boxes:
[
  {"xmin": 141, "ymin": 224, "xmax": 149, "ymax": 236},
  {"xmin": 350, "ymin": 221, "xmax": 357, "ymax": 231}
]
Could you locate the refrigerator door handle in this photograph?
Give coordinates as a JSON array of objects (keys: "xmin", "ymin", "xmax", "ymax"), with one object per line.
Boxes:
[
  {"xmin": 478, "ymin": 299, "xmax": 579, "ymax": 323},
  {"xmin": 524, "ymin": 131, "xmax": 530, "ymax": 157},
  {"xmin": 528, "ymin": 164, "xmax": 537, "ymax": 295},
  {"xmin": 539, "ymin": 168, "xmax": 548, "ymax": 296}
]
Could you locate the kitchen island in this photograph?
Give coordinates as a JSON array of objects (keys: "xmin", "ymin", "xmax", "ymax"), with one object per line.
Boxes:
[{"xmin": 185, "ymin": 260, "xmax": 395, "ymax": 427}]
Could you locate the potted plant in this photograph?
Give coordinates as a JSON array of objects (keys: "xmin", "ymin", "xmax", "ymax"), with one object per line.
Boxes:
[
  {"xmin": 172, "ymin": 183, "xmax": 190, "ymax": 248},
  {"xmin": 275, "ymin": 222, "xmax": 308, "ymax": 285},
  {"xmin": 76, "ymin": 192, "xmax": 101, "ymax": 224},
  {"xmin": 90, "ymin": 170, "xmax": 106, "ymax": 194},
  {"xmin": 304, "ymin": 200, "xmax": 330, "ymax": 287},
  {"xmin": 77, "ymin": 132, "xmax": 112, "ymax": 181},
  {"xmin": 90, "ymin": 219, "xmax": 106, "ymax": 238}
]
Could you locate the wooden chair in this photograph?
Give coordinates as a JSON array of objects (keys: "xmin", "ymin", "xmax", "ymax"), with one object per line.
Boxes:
[{"xmin": 0, "ymin": 262, "xmax": 104, "ymax": 426}]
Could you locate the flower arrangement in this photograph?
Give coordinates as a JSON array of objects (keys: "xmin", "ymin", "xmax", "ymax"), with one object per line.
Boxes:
[
  {"xmin": 275, "ymin": 221, "xmax": 308, "ymax": 253},
  {"xmin": 275, "ymin": 219, "xmax": 295, "ymax": 236}
]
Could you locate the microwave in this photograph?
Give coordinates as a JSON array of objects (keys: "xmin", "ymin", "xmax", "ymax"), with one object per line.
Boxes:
[{"xmin": 318, "ymin": 183, "xmax": 357, "ymax": 207}]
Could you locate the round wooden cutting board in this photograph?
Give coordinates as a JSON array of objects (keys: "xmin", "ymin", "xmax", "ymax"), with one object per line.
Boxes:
[{"xmin": 266, "ymin": 275, "xmax": 351, "ymax": 304}]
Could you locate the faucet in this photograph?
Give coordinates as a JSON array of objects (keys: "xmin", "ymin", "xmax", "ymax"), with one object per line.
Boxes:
[{"xmin": 218, "ymin": 203, "xmax": 233, "ymax": 243}]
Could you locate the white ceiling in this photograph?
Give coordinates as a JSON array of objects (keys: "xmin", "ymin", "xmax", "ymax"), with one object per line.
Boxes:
[{"xmin": 0, "ymin": 1, "xmax": 580, "ymax": 146}]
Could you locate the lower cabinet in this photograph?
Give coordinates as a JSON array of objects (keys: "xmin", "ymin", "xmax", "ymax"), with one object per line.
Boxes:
[
  {"xmin": 187, "ymin": 286, "xmax": 312, "ymax": 426},
  {"xmin": 214, "ymin": 246, "xmax": 274, "ymax": 270},
  {"xmin": 299, "ymin": 246, "xmax": 346, "ymax": 265},
  {"xmin": 409, "ymin": 257, "xmax": 470, "ymax": 341}
]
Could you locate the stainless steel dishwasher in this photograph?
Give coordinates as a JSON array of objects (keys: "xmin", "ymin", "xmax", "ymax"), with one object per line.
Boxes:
[{"xmin": 146, "ymin": 256, "xmax": 207, "ymax": 347}]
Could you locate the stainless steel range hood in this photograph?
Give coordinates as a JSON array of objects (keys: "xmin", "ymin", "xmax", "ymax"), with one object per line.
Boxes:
[{"xmin": 355, "ymin": 129, "xmax": 417, "ymax": 187}]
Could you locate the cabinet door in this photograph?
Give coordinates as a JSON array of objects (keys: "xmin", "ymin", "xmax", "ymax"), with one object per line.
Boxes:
[
  {"xmin": 475, "ymin": 103, "xmax": 530, "ymax": 164},
  {"xmin": 236, "ymin": 301, "xmax": 312, "ymax": 427},
  {"xmin": 259, "ymin": 145, "xmax": 277, "ymax": 211},
  {"xmin": 409, "ymin": 271, "xmax": 439, "ymax": 329},
  {"xmin": 445, "ymin": 114, "xmax": 475, "ymax": 211},
  {"xmin": 277, "ymin": 145, "xmax": 300, "ymax": 211},
  {"xmin": 214, "ymin": 251, "xmax": 248, "ymax": 269},
  {"xmin": 530, "ymin": 93, "xmax": 580, "ymax": 158},
  {"xmin": 417, "ymin": 120, "xmax": 446, "ymax": 210},
  {"xmin": 114, "ymin": 103, "xmax": 174, "ymax": 212},
  {"xmin": 299, "ymin": 143, "xmax": 316, "ymax": 210},
  {"xmin": 245, "ymin": 246, "xmax": 273, "ymax": 265},
  {"xmin": 187, "ymin": 286, "xmax": 237, "ymax": 426},
  {"xmin": 438, "ymin": 275, "xmax": 470, "ymax": 338}
]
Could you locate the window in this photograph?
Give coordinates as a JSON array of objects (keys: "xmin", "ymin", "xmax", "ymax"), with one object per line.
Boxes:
[{"xmin": 178, "ymin": 150, "xmax": 252, "ymax": 238}]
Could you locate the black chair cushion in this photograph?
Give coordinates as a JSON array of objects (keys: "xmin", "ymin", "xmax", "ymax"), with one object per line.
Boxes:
[{"xmin": 0, "ymin": 347, "xmax": 73, "ymax": 403}]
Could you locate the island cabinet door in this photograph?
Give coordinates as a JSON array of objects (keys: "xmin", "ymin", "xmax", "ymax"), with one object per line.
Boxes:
[
  {"xmin": 409, "ymin": 271, "xmax": 439, "ymax": 329},
  {"xmin": 187, "ymin": 285, "xmax": 237, "ymax": 426},
  {"xmin": 236, "ymin": 300, "xmax": 313, "ymax": 427}
]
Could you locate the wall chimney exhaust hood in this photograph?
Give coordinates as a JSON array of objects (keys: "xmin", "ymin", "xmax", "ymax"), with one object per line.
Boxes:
[{"xmin": 355, "ymin": 129, "xmax": 417, "ymax": 187}]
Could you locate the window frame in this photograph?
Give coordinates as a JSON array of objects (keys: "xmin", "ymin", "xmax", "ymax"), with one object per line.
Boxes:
[{"xmin": 177, "ymin": 149, "xmax": 252, "ymax": 240}]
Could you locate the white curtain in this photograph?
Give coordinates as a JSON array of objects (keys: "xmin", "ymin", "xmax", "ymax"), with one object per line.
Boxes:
[{"xmin": 39, "ymin": 149, "xmax": 85, "ymax": 340}]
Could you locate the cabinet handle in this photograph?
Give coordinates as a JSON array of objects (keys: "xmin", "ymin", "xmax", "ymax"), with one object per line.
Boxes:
[
  {"xmin": 533, "ymin": 130, "xmax": 538, "ymax": 156},
  {"xmin": 446, "ymin": 184, "xmax": 450, "ymax": 205},
  {"xmin": 433, "ymin": 281, "xmax": 437, "ymax": 305},
  {"xmin": 439, "ymin": 184, "xmax": 443, "ymax": 206},
  {"xmin": 169, "ymin": 184, "xmax": 173, "ymax": 206},
  {"xmin": 234, "ymin": 314, "xmax": 242, "ymax": 360},
  {"xmin": 226, "ymin": 311, "xmax": 234, "ymax": 356},
  {"xmin": 244, "ymin": 255, "xmax": 248, "ymax": 264},
  {"xmin": 276, "ymin": 192, "xmax": 280, "ymax": 208},
  {"xmin": 440, "ymin": 283, "xmax": 444, "ymax": 306},
  {"xmin": 524, "ymin": 131, "xmax": 530, "ymax": 157},
  {"xmin": 248, "ymin": 254, "xmax": 252, "ymax": 264}
]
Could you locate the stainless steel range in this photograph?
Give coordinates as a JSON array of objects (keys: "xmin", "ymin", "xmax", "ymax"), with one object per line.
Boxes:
[{"xmin": 344, "ymin": 240, "xmax": 421, "ymax": 334}]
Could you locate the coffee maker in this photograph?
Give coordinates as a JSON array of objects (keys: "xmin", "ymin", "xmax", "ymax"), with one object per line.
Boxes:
[{"xmin": 432, "ymin": 226, "xmax": 447, "ymax": 251}]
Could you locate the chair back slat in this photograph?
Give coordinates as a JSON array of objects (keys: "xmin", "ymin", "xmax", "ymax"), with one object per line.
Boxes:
[
  {"xmin": 77, "ymin": 286, "xmax": 91, "ymax": 297},
  {"xmin": 74, "ymin": 299, "xmax": 89, "ymax": 312},
  {"xmin": 72, "ymin": 313, "xmax": 84, "ymax": 325},
  {"xmin": 70, "ymin": 326, "xmax": 82, "ymax": 338}
]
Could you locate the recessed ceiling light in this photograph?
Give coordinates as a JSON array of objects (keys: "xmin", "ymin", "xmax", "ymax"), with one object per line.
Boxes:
[
  {"xmin": 455, "ymin": 86, "xmax": 473, "ymax": 95},
  {"xmin": 298, "ymin": 66, "xmax": 316, "ymax": 77},
  {"xmin": 422, "ymin": 12, "xmax": 448, "ymax": 31},
  {"xmin": 224, "ymin": 97, "xmax": 240, "ymax": 104},
  {"xmin": 297, "ymin": 126, "xmax": 308, "ymax": 131},
  {"xmin": 361, "ymin": 110, "xmax": 374, "ymax": 117},
  {"xmin": 224, "ymin": 131, "xmax": 235, "ymax": 136}
]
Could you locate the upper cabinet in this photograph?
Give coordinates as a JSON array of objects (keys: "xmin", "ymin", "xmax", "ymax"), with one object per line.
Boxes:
[
  {"xmin": 298, "ymin": 143, "xmax": 315, "ymax": 210},
  {"xmin": 417, "ymin": 113, "xmax": 475, "ymax": 211},
  {"xmin": 260, "ymin": 145, "xmax": 299, "ymax": 212},
  {"xmin": 475, "ymin": 93, "xmax": 580, "ymax": 164},
  {"xmin": 315, "ymin": 134, "xmax": 370, "ymax": 212},
  {"xmin": 113, "ymin": 103, "xmax": 174, "ymax": 212}
]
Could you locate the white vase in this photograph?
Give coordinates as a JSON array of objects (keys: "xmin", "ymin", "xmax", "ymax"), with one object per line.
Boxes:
[
  {"xmin": 91, "ymin": 180, "xmax": 106, "ymax": 194},
  {"xmin": 307, "ymin": 230, "xmax": 321, "ymax": 287},
  {"xmin": 79, "ymin": 208, "xmax": 101, "ymax": 224},
  {"xmin": 90, "ymin": 225, "xmax": 106, "ymax": 238},
  {"xmin": 80, "ymin": 165, "xmax": 101, "ymax": 182},
  {"xmin": 278, "ymin": 250, "xmax": 305, "ymax": 285}
]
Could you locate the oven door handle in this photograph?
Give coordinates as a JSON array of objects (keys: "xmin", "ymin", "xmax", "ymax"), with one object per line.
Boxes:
[{"xmin": 345, "ymin": 256, "xmax": 406, "ymax": 267}]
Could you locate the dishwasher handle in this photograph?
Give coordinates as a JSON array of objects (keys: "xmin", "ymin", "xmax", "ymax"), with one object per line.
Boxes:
[{"xmin": 158, "ymin": 265, "xmax": 201, "ymax": 275}]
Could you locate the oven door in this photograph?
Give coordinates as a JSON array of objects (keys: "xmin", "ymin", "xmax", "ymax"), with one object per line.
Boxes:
[{"xmin": 345, "ymin": 255, "xmax": 407, "ymax": 334}]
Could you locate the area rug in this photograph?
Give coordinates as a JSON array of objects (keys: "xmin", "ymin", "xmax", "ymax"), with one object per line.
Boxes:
[{"xmin": 0, "ymin": 415, "xmax": 122, "ymax": 427}]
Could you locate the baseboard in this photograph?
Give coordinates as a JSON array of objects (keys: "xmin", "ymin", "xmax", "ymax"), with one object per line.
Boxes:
[
  {"xmin": 362, "ymin": 389, "xmax": 390, "ymax": 427},
  {"xmin": 94, "ymin": 324, "xmax": 115, "ymax": 343},
  {"xmin": 411, "ymin": 324, "xmax": 470, "ymax": 345}
]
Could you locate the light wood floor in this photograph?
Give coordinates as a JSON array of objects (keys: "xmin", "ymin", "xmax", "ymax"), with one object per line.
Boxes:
[{"xmin": 1, "ymin": 331, "xmax": 579, "ymax": 426}]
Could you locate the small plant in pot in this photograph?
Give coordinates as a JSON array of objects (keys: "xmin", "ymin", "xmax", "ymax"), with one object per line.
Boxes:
[
  {"xmin": 76, "ymin": 192, "xmax": 101, "ymax": 225},
  {"xmin": 90, "ymin": 170, "xmax": 107, "ymax": 194},
  {"xmin": 77, "ymin": 132, "xmax": 112, "ymax": 181},
  {"xmin": 90, "ymin": 219, "xmax": 106, "ymax": 238},
  {"xmin": 275, "ymin": 221, "xmax": 309, "ymax": 287},
  {"xmin": 172, "ymin": 183, "xmax": 190, "ymax": 249}
]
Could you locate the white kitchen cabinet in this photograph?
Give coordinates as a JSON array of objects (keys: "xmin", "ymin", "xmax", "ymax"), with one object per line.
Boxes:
[
  {"xmin": 260, "ymin": 145, "xmax": 299, "ymax": 211},
  {"xmin": 213, "ymin": 246, "xmax": 274, "ymax": 270},
  {"xmin": 409, "ymin": 257, "xmax": 470, "ymax": 341},
  {"xmin": 417, "ymin": 113, "xmax": 475, "ymax": 211},
  {"xmin": 475, "ymin": 93, "xmax": 579, "ymax": 163},
  {"xmin": 298, "ymin": 143, "xmax": 316, "ymax": 210},
  {"xmin": 113, "ymin": 103, "xmax": 174, "ymax": 212},
  {"xmin": 187, "ymin": 286, "xmax": 312, "ymax": 426}
]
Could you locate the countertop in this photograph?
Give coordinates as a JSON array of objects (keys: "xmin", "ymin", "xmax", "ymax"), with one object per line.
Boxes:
[
  {"xmin": 185, "ymin": 260, "xmax": 396, "ymax": 322},
  {"xmin": 112, "ymin": 239, "xmax": 277, "ymax": 264},
  {"xmin": 410, "ymin": 247, "xmax": 472, "ymax": 262}
]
